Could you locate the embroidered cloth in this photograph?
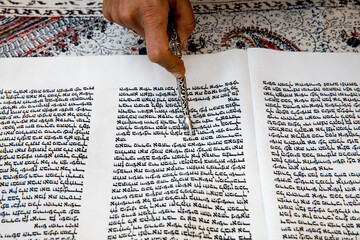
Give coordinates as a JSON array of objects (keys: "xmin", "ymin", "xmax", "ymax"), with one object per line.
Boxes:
[{"xmin": 0, "ymin": 0, "xmax": 359, "ymax": 57}]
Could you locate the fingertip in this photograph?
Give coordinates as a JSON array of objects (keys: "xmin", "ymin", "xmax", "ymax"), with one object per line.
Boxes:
[
  {"xmin": 165, "ymin": 56, "xmax": 186, "ymax": 79},
  {"xmin": 171, "ymin": 62, "xmax": 186, "ymax": 78},
  {"xmin": 172, "ymin": 72, "xmax": 185, "ymax": 78}
]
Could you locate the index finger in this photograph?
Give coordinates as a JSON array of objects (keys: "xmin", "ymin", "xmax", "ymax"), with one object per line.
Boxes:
[{"xmin": 143, "ymin": 6, "xmax": 185, "ymax": 78}]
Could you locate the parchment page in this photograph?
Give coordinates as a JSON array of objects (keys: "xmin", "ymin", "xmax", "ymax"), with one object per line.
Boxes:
[
  {"xmin": 248, "ymin": 48, "xmax": 360, "ymax": 239},
  {"xmin": 0, "ymin": 50, "xmax": 267, "ymax": 239},
  {"xmin": 81, "ymin": 50, "xmax": 267, "ymax": 240},
  {"xmin": 0, "ymin": 56, "xmax": 115, "ymax": 239}
]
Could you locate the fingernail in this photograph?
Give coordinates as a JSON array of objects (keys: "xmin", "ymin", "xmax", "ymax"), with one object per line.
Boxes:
[{"xmin": 172, "ymin": 72, "xmax": 184, "ymax": 78}]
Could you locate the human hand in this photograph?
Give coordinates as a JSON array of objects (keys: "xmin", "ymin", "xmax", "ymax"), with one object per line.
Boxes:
[{"xmin": 103, "ymin": 0, "xmax": 196, "ymax": 78}]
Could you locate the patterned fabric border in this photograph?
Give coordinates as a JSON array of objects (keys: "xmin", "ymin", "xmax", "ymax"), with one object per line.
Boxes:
[
  {"xmin": 192, "ymin": 0, "xmax": 360, "ymax": 13},
  {"xmin": 0, "ymin": 0, "xmax": 360, "ymax": 16},
  {"xmin": 0, "ymin": 0, "xmax": 102, "ymax": 16},
  {"xmin": 0, "ymin": 0, "xmax": 360, "ymax": 57},
  {"xmin": 0, "ymin": 16, "xmax": 107, "ymax": 57}
]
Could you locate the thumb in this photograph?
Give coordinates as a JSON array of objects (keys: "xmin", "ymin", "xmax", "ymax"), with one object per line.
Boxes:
[{"xmin": 172, "ymin": 0, "xmax": 196, "ymax": 50}]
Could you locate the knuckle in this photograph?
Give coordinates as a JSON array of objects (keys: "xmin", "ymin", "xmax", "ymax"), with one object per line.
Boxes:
[
  {"xmin": 139, "ymin": 1, "xmax": 167, "ymax": 26},
  {"xmin": 147, "ymin": 49, "xmax": 164, "ymax": 64},
  {"xmin": 117, "ymin": 8, "xmax": 135, "ymax": 26}
]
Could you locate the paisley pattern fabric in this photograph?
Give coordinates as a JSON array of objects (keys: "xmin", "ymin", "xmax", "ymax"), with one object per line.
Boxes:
[{"xmin": 0, "ymin": 0, "xmax": 359, "ymax": 57}]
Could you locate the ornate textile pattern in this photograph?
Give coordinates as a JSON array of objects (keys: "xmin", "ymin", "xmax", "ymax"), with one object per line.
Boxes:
[
  {"xmin": 0, "ymin": 0, "xmax": 103, "ymax": 16},
  {"xmin": 1, "ymin": 0, "xmax": 359, "ymax": 16},
  {"xmin": 220, "ymin": 27, "xmax": 301, "ymax": 51},
  {"xmin": 341, "ymin": 28, "xmax": 360, "ymax": 48},
  {"xmin": 0, "ymin": 0, "xmax": 359, "ymax": 57},
  {"xmin": 191, "ymin": 0, "xmax": 360, "ymax": 13},
  {"xmin": 0, "ymin": 0, "xmax": 294, "ymax": 16},
  {"xmin": 0, "ymin": 16, "xmax": 107, "ymax": 57}
]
